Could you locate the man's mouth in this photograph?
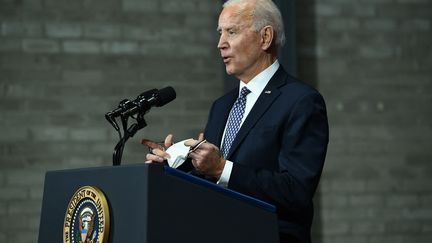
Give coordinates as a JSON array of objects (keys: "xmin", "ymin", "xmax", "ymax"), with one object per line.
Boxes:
[{"xmin": 222, "ymin": 56, "xmax": 231, "ymax": 63}]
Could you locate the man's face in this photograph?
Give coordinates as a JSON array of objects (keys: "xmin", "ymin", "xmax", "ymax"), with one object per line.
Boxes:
[{"xmin": 217, "ymin": 4, "xmax": 264, "ymax": 82}]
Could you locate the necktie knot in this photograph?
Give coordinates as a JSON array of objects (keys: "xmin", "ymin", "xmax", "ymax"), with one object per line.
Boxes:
[{"xmin": 240, "ymin": 87, "xmax": 251, "ymax": 99}]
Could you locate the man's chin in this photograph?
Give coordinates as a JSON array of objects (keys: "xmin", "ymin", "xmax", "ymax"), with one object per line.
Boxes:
[{"xmin": 225, "ymin": 66, "xmax": 235, "ymax": 76}]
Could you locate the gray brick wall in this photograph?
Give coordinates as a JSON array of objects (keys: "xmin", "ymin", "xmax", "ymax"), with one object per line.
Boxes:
[
  {"xmin": 298, "ymin": 0, "xmax": 432, "ymax": 242},
  {"xmin": 0, "ymin": 0, "xmax": 222, "ymax": 242},
  {"xmin": 2, "ymin": 0, "xmax": 431, "ymax": 242}
]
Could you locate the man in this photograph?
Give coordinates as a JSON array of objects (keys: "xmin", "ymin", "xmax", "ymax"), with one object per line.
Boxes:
[{"xmin": 145, "ymin": 0, "xmax": 328, "ymax": 242}]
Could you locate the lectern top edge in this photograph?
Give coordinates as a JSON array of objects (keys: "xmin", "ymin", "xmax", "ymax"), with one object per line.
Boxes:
[{"xmin": 44, "ymin": 163, "xmax": 277, "ymax": 213}]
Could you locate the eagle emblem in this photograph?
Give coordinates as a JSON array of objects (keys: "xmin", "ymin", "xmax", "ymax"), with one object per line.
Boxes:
[
  {"xmin": 63, "ymin": 186, "xmax": 110, "ymax": 243},
  {"xmin": 79, "ymin": 207, "xmax": 96, "ymax": 243}
]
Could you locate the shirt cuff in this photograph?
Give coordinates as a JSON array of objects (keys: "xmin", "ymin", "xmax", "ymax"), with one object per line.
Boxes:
[{"xmin": 216, "ymin": 160, "xmax": 233, "ymax": 188}]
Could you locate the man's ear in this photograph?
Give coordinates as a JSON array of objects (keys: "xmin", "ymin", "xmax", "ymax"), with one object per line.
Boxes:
[{"xmin": 260, "ymin": 26, "xmax": 274, "ymax": 51}]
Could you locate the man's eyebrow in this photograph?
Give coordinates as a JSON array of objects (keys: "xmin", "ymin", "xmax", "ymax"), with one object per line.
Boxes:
[{"xmin": 217, "ymin": 25, "xmax": 238, "ymax": 32}]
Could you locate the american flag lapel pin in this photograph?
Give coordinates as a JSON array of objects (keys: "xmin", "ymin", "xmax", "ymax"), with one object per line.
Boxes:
[{"xmin": 264, "ymin": 90, "xmax": 272, "ymax": 94}]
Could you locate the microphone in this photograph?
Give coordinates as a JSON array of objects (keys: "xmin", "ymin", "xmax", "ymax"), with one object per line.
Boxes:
[
  {"xmin": 122, "ymin": 86, "xmax": 176, "ymax": 117},
  {"xmin": 105, "ymin": 86, "xmax": 176, "ymax": 123}
]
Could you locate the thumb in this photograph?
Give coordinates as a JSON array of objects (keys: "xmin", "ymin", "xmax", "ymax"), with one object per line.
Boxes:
[
  {"xmin": 198, "ymin": 132, "xmax": 204, "ymax": 141},
  {"xmin": 184, "ymin": 138, "xmax": 197, "ymax": 147},
  {"xmin": 165, "ymin": 134, "xmax": 173, "ymax": 148}
]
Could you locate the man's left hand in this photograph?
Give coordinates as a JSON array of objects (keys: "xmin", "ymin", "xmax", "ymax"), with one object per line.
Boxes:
[{"xmin": 185, "ymin": 135, "xmax": 226, "ymax": 179}]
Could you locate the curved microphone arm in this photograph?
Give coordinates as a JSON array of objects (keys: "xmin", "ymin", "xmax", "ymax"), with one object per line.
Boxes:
[{"xmin": 112, "ymin": 114, "xmax": 147, "ymax": 166}]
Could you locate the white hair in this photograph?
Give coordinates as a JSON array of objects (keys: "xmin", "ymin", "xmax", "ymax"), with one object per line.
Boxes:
[{"xmin": 223, "ymin": 0, "xmax": 286, "ymax": 48}]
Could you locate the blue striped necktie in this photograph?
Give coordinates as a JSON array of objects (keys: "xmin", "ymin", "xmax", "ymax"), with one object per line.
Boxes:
[{"xmin": 221, "ymin": 87, "xmax": 251, "ymax": 158}]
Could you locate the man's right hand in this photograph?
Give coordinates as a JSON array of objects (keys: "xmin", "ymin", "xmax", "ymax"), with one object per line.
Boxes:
[{"xmin": 142, "ymin": 134, "xmax": 174, "ymax": 163}]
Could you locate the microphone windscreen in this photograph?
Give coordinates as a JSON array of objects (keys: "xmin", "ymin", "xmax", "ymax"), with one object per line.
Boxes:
[{"xmin": 157, "ymin": 86, "xmax": 176, "ymax": 106}]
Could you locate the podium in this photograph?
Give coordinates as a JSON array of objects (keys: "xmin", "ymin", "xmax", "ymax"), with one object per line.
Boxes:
[{"xmin": 38, "ymin": 164, "xmax": 279, "ymax": 242}]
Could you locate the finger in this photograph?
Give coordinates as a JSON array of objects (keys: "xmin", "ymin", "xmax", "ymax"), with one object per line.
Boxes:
[
  {"xmin": 141, "ymin": 139, "xmax": 164, "ymax": 150},
  {"xmin": 152, "ymin": 148, "xmax": 170, "ymax": 159},
  {"xmin": 192, "ymin": 141, "xmax": 213, "ymax": 154},
  {"xmin": 165, "ymin": 134, "xmax": 173, "ymax": 147},
  {"xmin": 198, "ymin": 133, "xmax": 204, "ymax": 141},
  {"xmin": 188, "ymin": 150, "xmax": 205, "ymax": 163},
  {"xmin": 188, "ymin": 150, "xmax": 198, "ymax": 159},
  {"xmin": 184, "ymin": 138, "xmax": 198, "ymax": 147},
  {"xmin": 190, "ymin": 158, "xmax": 200, "ymax": 171},
  {"xmin": 196, "ymin": 142, "xmax": 210, "ymax": 151},
  {"xmin": 146, "ymin": 153, "xmax": 165, "ymax": 163}
]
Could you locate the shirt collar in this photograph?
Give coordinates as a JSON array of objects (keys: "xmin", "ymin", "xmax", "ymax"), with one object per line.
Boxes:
[{"xmin": 239, "ymin": 60, "xmax": 280, "ymax": 96}]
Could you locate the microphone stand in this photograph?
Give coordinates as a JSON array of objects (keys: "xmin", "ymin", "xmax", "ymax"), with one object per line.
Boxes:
[
  {"xmin": 106, "ymin": 86, "xmax": 176, "ymax": 166},
  {"xmin": 111, "ymin": 111, "xmax": 147, "ymax": 166}
]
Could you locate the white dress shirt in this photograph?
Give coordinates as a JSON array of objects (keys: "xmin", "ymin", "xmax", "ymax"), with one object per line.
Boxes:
[{"xmin": 217, "ymin": 60, "xmax": 280, "ymax": 187}]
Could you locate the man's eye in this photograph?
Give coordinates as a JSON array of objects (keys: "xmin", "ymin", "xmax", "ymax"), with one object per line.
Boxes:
[{"xmin": 228, "ymin": 30, "xmax": 236, "ymax": 35}]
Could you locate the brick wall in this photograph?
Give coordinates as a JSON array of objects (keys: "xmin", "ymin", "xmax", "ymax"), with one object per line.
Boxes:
[
  {"xmin": 0, "ymin": 0, "xmax": 223, "ymax": 242},
  {"xmin": 2, "ymin": 0, "xmax": 432, "ymax": 242},
  {"xmin": 298, "ymin": 0, "xmax": 432, "ymax": 242}
]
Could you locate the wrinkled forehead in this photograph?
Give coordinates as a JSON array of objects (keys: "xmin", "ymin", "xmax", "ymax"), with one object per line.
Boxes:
[{"xmin": 218, "ymin": 4, "xmax": 254, "ymax": 30}]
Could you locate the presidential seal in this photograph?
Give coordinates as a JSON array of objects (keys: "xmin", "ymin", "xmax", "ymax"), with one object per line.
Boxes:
[{"xmin": 63, "ymin": 186, "xmax": 110, "ymax": 243}]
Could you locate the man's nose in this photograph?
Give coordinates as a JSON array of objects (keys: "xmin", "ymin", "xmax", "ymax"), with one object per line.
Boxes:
[{"xmin": 217, "ymin": 34, "xmax": 227, "ymax": 49}]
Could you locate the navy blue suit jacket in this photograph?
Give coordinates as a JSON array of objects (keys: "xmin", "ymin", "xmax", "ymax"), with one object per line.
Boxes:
[{"xmin": 204, "ymin": 67, "xmax": 329, "ymax": 243}]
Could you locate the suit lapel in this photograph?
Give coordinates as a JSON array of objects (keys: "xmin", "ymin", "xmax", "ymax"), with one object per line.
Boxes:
[
  {"xmin": 227, "ymin": 67, "xmax": 288, "ymax": 159},
  {"xmin": 212, "ymin": 88, "xmax": 238, "ymax": 147}
]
